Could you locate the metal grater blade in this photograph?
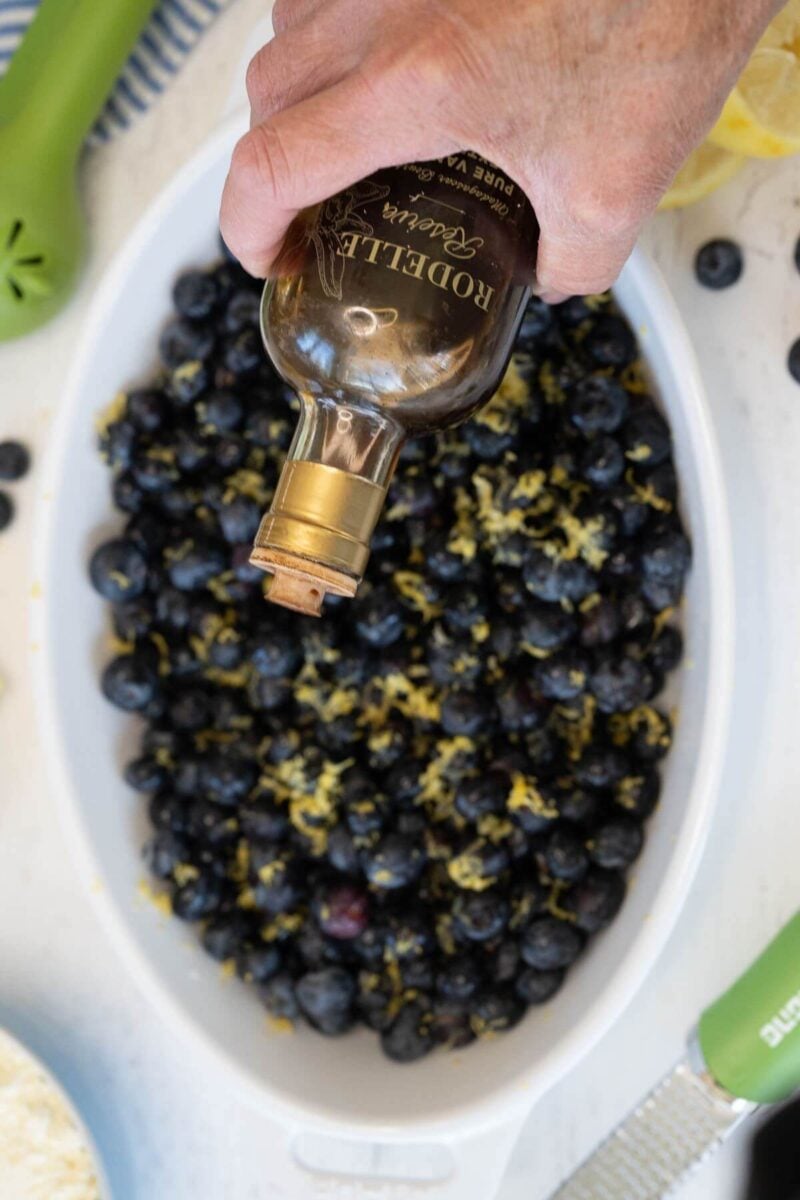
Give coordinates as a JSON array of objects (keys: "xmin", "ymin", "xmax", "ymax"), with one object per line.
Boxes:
[{"xmin": 550, "ymin": 1056, "xmax": 757, "ymax": 1200}]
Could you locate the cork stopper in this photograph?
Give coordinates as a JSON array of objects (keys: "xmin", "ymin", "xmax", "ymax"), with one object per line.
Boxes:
[
  {"xmin": 250, "ymin": 459, "xmax": 387, "ymax": 615},
  {"xmin": 253, "ymin": 548, "xmax": 357, "ymax": 617}
]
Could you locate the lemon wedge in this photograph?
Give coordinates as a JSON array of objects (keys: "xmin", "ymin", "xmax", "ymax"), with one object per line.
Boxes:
[
  {"xmin": 759, "ymin": 0, "xmax": 800, "ymax": 52},
  {"xmin": 659, "ymin": 142, "xmax": 744, "ymax": 209},
  {"xmin": 710, "ymin": 29, "xmax": 800, "ymax": 158}
]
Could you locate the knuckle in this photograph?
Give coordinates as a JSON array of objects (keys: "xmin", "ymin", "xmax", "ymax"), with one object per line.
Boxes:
[{"xmin": 245, "ymin": 49, "xmax": 269, "ymax": 104}]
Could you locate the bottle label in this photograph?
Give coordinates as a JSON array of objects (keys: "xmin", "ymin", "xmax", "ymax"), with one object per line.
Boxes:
[{"xmin": 310, "ymin": 152, "xmax": 535, "ymax": 307}]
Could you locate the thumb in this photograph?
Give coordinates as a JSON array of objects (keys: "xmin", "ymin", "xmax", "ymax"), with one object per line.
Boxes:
[{"xmin": 220, "ymin": 77, "xmax": 458, "ymax": 277}]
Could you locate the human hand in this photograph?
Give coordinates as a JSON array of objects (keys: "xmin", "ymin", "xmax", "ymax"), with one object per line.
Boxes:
[{"xmin": 220, "ymin": 0, "xmax": 782, "ymax": 298}]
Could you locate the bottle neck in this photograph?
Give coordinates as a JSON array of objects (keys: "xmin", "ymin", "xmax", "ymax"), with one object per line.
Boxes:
[
  {"xmin": 249, "ymin": 397, "xmax": 405, "ymax": 615},
  {"xmin": 287, "ymin": 394, "xmax": 404, "ymax": 488}
]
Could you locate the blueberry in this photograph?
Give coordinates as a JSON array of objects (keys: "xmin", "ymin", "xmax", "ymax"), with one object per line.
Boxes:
[
  {"xmin": 172, "ymin": 871, "xmax": 223, "ymax": 920},
  {"xmin": 493, "ymin": 675, "xmax": 544, "ymax": 735},
  {"xmin": 590, "ymin": 818, "xmax": 644, "ymax": 869},
  {"xmin": 470, "ymin": 990, "xmax": 523, "ymax": 1035},
  {"xmin": 557, "ymin": 784, "xmax": 601, "ymax": 827},
  {"xmin": 695, "ymin": 239, "xmax": 743, "ymax": 290},
  {"xmin": 213, "ymin": 435, "xmax": 248, "ymax": 471},
  {"xmin": 175, "ymin": 430, "xmax": 213, "ymax": 473},
  {"xmin": 202, "ymin": 915, "xmax": 247, "ymax": 962},
  {"xmin": 198, "ymin": 389, "xmax": 244, "ymax": 432},
  {"xmin": 326, "ymin": 826, "xmax": 360, "ymax": 875},
  {"xmin": 362, "ymin": 834, "xmax": 425, "ymax": 890},
  {"xmin": 440, "ymin": 690, "xmax": 486, "ymax": 737},
  {"xmin": 641, "ymin": 528, "xmax": 691, "ymax": 583},
  {"xmin": 248, "ymin": 675, "xmax": 293, "ymax": 712},
  {"xmin": 224, "ymin": 328, "xmax": 262, "ymax": 375},
  {"xmin": 583, "ymin": 314, "xmax": 637, "ymax": 367},
  {"xmin": 555, "ymin": 296, "xmax": 597, "ymax": 327},
  {"xmin": 297, "ymin": 967, "xmax": 356, "ymax": 1035},
  {"xmin": 387, "ymin": 474, "xmax": 438, "ymax": 519},
  {"xmin": 101, "ymin": 653, "xmax": 158, "ymax": 711},
  {"xmin": 145, "ymin": 830, "xmax": 189, "ymax": 880},
  {"xmin": 316, "ymin": 884, "xmax": 370, "ymax": 940},
  {"xmin": 208, "ymin": 628, "xmax": 245, "ymax": 670},
  {"xmin": 436, "ymin": 955, "xmax": 483, "ymax": 1001},
  {"xmin": 454, "ymin": 771, "xmax": 508, "ymax": 821},
  {"xmin": 168, "ymin": 687, "xmax": 211, "ymax": 731},
  {"xmin": 618, "ymin": 768, "xmax": 662, "ymax": 816},
  {"xmin": 487, "ymin": 940, "xmax": 521, "ymax": 985},
  {"xmin": 515, "ymin": 967, "xmax": 565, "ymax": 1006},
  {"xmin": 171, "ymin": 361, "xmax": 213, "ymax": 411},
  {"xmin": 574, "ymin": 746, "xmax": 629, "ymax": 789},
  {"xmin": 790, "ymin": 338, "xmax": 800, "ymax": 385},
  {"xmin": 126, "ymin": 390, "xmax": 166, "ymax": 434},
  {"xmin": 385, "ymin": 761, "xmax": 424, "ymax": 806},
  {"xmin": 253, "ymin": 856, "xmax": 304, "ymax": 915},
  {"xmin": 521, "ymin": 917, "xmax": 583, "ymax": 972},
  {"xmin": 124, "ymin": 755, "xmax": 166, "ymax": 793},
  {"xmin": 429, "ymin": 997, "xmax": 474, "ymax": 1048},
  {"xmin": 200, "ymin": 754, "xmax": 256, "ymax": 805},
  {"xmin": 185, "ymin": 802, "xmax": 238, "ymax": 849},
  {"xmin": 173, "ymin": 270, "xmax": 218, "ymax": 320},
  {"xmin": 101, "ymin": 420, "xmax": 137, "ymax": 468},
  {"xmin": 89, "ymin": 538, "xmax": 149, "ymax": 603},
  {"xmin": 131, "ymin": 451, "xmax": 179, "ymax": 494},
  {"xmin": 579, "ymin": 597, "xmax": 621, "ymax": 648},
  {"xmin": 381, "ymin": 1002, "xmax": 434, "ymax": 1062},
  {"xmin": 518, "ymin": 296, "xmax": 553, "ymax": 344},
  {"xmin": 112, "ymin": 472, "xmax": 144, "ymax": 514},
  {"xmin": 0, "ymin": 440, "xmax": 30, "ymax": 481},
  {"xmin": 167, "ymin": 538, "xmax": 227, "ymax": 591},
  {"xmin": 649, "ymin": 626, "xmax": 683, "ymax": 673},
  {"xmin": 590, "ymin": 654, "xmax": 651, "ymax": 713},
  {"xmin": 219, "ymin": 495, "xmax": 261, "ymax": 544},
  {"xmin": 565, "ymin": 868, "xmax": 625, "ymax": 933},
  {"xmin": 259, "ymin": 972, "xmax": 299, "ymax": 1021},
  {"xmin": 355, "ymin": 586, "xmax": 405, "ymax": 648},
  {"xmin": 524, "ymin": 548, "xmax": 596, "ymax": 604},
  {"xmin": 453, "ymin": 890, "xmax": 510, "ymax": 942},
  {"xmin": 521, "ymin": 604, "xmax": 577, "ymax": 652},
  {"xmin": 623, "ymin": 410, "xmax": 671, "ymax": 467},
  {"xmin": 449, "ymin": 838, "xmax": 510, "ymax": 889},
  {"xmin": 535, "ymin": 650, "xmax": 589, "ymax": 702},
  {"xmin": 581, "ymin": 436, "xmax": 625, "ymax": 488},
  {"xmin": 544, "ymin": 826, "xmax": 590, "ymax": 883},
  {"xmin": 159, "ymin": 317, "xmax": 215, "ymax": 367},
  {"xmin": 236, "ymin": 943, "xmax": 282, "ymax": 984},
  {"xmin": 568, "ymin": 377, "xmax": 629, "ymax": 436},
  {"xmin": 463, "ymin": 420, "xmax": 516, "ymax": 461},
  {"xmin": 224, "ymin": 289, "xmax": 261, "ymax": 331},
  {"xmin": 148, "ymin": 793, "xmax": 189, "ymax": 834},
  {"xmin": 249, "ymin": 633, "xmax": 300, "ymax": 679}
]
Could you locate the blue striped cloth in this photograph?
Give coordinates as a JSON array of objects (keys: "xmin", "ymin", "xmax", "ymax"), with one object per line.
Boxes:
[{"xmin": 0, "ymin": 0, "xmax": 233, "ymax": 142}]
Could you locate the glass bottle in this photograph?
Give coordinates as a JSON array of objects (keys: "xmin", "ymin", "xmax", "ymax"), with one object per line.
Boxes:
[{"xmin": 250, "ymin": 150, "xmax": 539, "ymax": 615}]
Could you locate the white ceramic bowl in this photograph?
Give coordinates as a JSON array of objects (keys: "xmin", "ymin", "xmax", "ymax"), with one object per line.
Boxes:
[
  {"xmin": 0, "ymin": 1028, "xmax": 111, "ymax": 1199},
  {"xmin": 34, "ymin": 111, "xmax": 733, "ymax": 1198}
]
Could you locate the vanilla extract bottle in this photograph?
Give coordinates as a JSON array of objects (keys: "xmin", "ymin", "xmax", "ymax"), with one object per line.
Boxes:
[{"xmin": 250, "ymin": 150, "xmax": 539, "ymax": 615}]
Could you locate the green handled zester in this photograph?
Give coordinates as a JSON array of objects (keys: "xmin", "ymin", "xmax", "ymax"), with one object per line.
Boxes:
[
  {"xmin": 0, "ymin": 0, "xmax": 157, "ymax": 341},
  {"xmin": 551, "ymin": 911, "xmax": 800, "ymax": 1199}
]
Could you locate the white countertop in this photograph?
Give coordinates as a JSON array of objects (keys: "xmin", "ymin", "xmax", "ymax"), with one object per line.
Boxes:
[{"xmin": 3, "ymin": 5, "xmax": 800, "ymax": 1196}]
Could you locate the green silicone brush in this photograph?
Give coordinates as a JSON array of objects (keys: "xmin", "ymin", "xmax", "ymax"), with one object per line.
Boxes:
[
  {"xmin": 551, "ymin": 911, "xmax": 800, "ymax": 1199},
  {"xmin": 0, "ymin": 0, "xmax": 157, "ymax": 341}
]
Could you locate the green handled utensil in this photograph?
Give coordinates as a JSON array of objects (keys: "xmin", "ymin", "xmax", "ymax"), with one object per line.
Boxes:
[
  {"xmin": 0, "ymin": 0, "xmax": 157, "ymax": 341},
  {"xmin": 552, "ymin": 910, "xmax": 800, "ymax": 1199}
]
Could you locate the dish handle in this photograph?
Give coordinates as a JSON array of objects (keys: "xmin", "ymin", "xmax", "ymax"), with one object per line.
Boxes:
[{"xmin": 260, "ymin": 1113, "xmax": 527, "ymax": 1200}]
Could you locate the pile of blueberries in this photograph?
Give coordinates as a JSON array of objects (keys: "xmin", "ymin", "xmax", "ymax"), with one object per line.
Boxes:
[{"xmin": 89, "ymin": 244, "xmax": 690, "ymax": 1062}]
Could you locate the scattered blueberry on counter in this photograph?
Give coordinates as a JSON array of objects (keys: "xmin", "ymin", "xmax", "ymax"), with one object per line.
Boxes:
[
  {"xmin": 694, "ymin": 238, "xmax": 744, "ymax": 290},
  {"xmin": 89, "ymin": 249, "xmax": 689, "ymax": 1062},
  {"xmin": 0, "ymin": 440, "xmax": 31, "ymax": 534}
]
